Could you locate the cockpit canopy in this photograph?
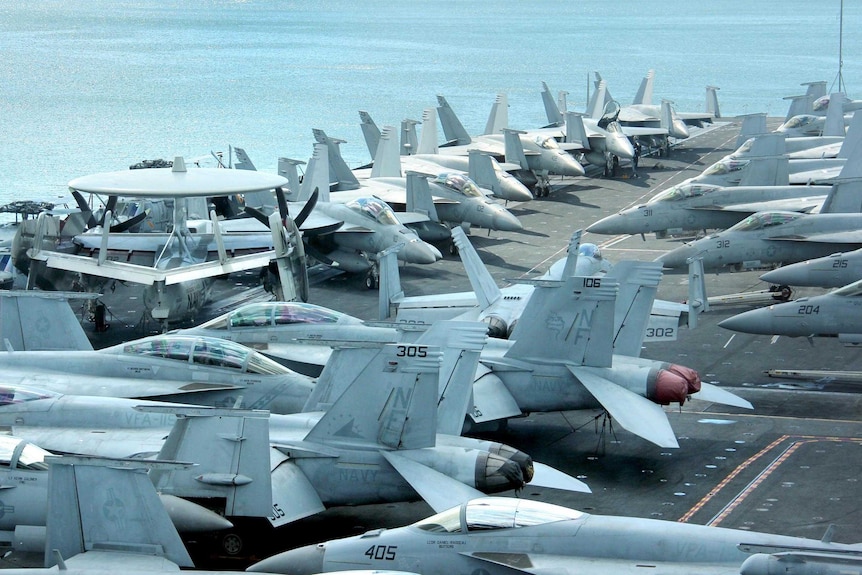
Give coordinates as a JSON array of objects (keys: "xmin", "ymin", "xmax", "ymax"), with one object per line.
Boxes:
[
  {"xmin": 651, "ymin": 182, "xmax": 722, "ymax": 203},
  {"xmin": 579, "ymin": 243, "xmax": 602, "ymax": 260},
  {"xmin": 0, "ymin": 385, "xmax": 59, "ymax": 407},
  {"xmin": 534, "ymin": 136, "xmax": 561, "ymax": 151},
  {"xmin": 778, "ymin": 115, "xmax": 818, "ymax": 131},
  {"xmin": 433, "ymin": 173, "xmax": 483, "ymax": 197},
  {"xmin": 0, "ymin": 435, "xmax": 51, "ymax": 471},
  {"xmin": 701, "ymin": 159, "xmax": 749, "ymax": 176},
  {"xmin": 345, "ymin": 197, "xmax": 400, "ymax": 226},
  {"xmin": 413, "ymin": 497, "xmax": 585, "ymax": 534},
  {"xmin": 109, "ymin": 335, "xmax": 291, "ymax": 374},
  {"xmin": 728, "ymin": 211, "xmax": 802, "ymax": 232},
  {"xmin": 197, "ymin": 302, "xmax": 355, "ymax": 331}
]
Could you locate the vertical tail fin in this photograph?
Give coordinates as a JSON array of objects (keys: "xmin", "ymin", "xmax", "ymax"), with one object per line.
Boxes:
[
  {"xmin": 705, "ymin": 85, "xmax": 721, "ymax": 118},
  {"xmin": 451, "ymin": 226, "xmax": 501, "ymax": 310},
  {"xmin": 370, "ymin": 126, "xmax": 403, "ymax": 178},
  {"xmin": 559, "ymin": 229, "xmax": 583, "ymax": 277},
  {"xmin": 358, "ymin": 110, "xmax": 381, "ymax": 160},
  {"xmin": 565, "ymin": 112, "xmax": 589, "ymax": 150},
  {"xmin": 299, "ymin": 143, "xmax": 332, "ymax": 202},
  {"xmin": 687, "ymin": 257, "xmax": 709, "ymax": 330},
  {"xmin": 736, "ymin": 113, "xmax": 768, "ymax": 148},
  {"xmin": 377, "ymin": 244, "xmax": 404, "ymax": 320},
  {"xmin": 507, "ymin": 274, "xmax": 618, "ymax": 367},
  {"xmin": 502, "ymin": 129, "xmax": 530, "ymax": 170},
  {"xmin": 414, "ymin": 321, "xmax": 488, "ymax": 436},
  {"xmin": 483, "ymin": 93, "xmax": 508, "ymax": 135},
  {"xmin": 605, "ymin": 261, "xmax": 664, "ymax": 357},
  {"xmin": 468, "ymin": 150, "xmax": 501, "ymax": 194},
  {"xmin": 233, "ymin": 147, "xmax": 256, "ymax": 171},
  {"xmin": 541, "ymin": 82, "xmax": 565, "ymax": 126},
  {"xmin": 277, "ymin": 157, "xmax": 306, "ymax": 199},
  {"xmin": 405, "ymin": 172, "xmax": 440, "ymax": 221},
  {"xmin": 587, "ymin": 80, "xmax": 608, "ymax": 119},
  {"xmin": 820, "ymin": 143, "xmax": 862, "ymax": 213},
  {"xmin": 312, "ymin": 129, "xmax": 360, "ymax": 191},
  {"xmin": 416, "ymin": 107, "xmax": 440, "ymax": 154},
  {"xmin": 739, "ymin": 156, "xmax": 790, "ymax": 186},
  {"xmin": 400, "ymin": 118, "xmax": 420, "ymax": 156},
  {"xmin": 232, "ymin": 148, "xmax": 278, "ymax": 209},
  {"xmin": 45, "ymin": 457, "xmax": 194, "ymax": 568},
  {"xmin": 0, "ymin": 291, "xmax": 96, "ymax": 351},
  {"xmin": 436, "ymin": 95, "xmax": 473, "ymax": 145},
  {"xmin": 150, "ymin": 407, "xmax": 272, "ymax": 518},
  {"xmin": 632, "ymin": 69, "xmax": 655, "ymax": 105},
  {"xmin": 836, "ymin": 105, "xmax": 862, "ymax": 159},
  {"xmin": 304, "ymin": 343, "xmax": 442, "ymax": 450}
]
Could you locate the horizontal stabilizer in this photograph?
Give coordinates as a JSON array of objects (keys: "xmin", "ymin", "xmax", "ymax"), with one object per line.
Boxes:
[
  {"xmin": 268, "ymin": 457, "xmax": 326, "ymax": 527},
  {"xmin": 691, "ymin": 382, "xmax": 753, "ymax": 409},
  {"xmin": 530, "ymin": 461, "xmax": 591, "ymax": 493},
  {"xmin": 381, "ymin": 450, "xmax": 485, "ymax": 512},
  {"xmin": 572, "ymin": 367, "xmax": 679, "ymax": 448}
]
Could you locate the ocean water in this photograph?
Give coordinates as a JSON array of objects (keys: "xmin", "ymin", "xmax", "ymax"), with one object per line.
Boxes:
[{"xmin": 0, "ymin": 0, "xmax": 858, "ymax": 208}]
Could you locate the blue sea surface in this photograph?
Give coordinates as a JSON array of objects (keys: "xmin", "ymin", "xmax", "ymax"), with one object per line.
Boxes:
[{"xmin": 0, "ymin": 0, "xmax": 857, "ymax": 206}]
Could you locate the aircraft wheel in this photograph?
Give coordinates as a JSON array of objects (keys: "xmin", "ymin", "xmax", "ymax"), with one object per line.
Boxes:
[
  {"xmin": 221, "ymin": 532, "xmax": 243, "ymax": 556},
  {"xmin": 611, "ymin": 156, "xmax": 620, "ymax": 177},
  {"xmin": 448, "ymin": 241, "xmax": 459, "ymax": 256},
  {"xmin": 365, "ymin": 272, "xmax": 379, "ymax": 290}
]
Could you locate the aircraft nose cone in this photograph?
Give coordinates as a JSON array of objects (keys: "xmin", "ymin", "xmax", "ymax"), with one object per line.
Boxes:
[
  {"xmin": 248, "ymin": 543, "xmax": 324, "ymax": 574},
  {"xmin": 492, "ymin": 209, "xmax": 523, "ymax": 232},
  {"xmin": 671, "ymin": 119, "xmax": 690, "ymax": 139},
  {"xmin": 607, "ymin": 135, "xmax": 635, "ymax": 160},
  {"xmin": 499, "ymin": 177, "xmax": 535, "ymax": 202},
  {"xmin": 654, "ymin": 244, "xmax": 700, "ymax": 271},
  {"xmin": 587, "ymin": 212, "xmax": 627, "ymax": 235},
  {"xmin": 399, "ymin": 239, "xmax": 442, "ymax": 264},
  {"xmin": 719, "ymin": 308, "xmax": 776, "ymax": 335},
  {"xmin": 557, "ymin": 153, "xmax": 586, "ymax": 177},
  {"xmin": 760, "ymin": 264, "xmax": 811, "ymax": 287}
]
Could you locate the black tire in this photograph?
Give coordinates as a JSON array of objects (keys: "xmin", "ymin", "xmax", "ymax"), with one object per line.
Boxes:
[{"xmin": 221, "ymin": 532, "xmax": 243, "ymax": 557}]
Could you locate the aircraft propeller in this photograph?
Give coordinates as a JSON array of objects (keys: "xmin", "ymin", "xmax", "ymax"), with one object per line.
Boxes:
[{"xmin": 70, "ymin": 191, "xmax": 150, "ymax": 233}]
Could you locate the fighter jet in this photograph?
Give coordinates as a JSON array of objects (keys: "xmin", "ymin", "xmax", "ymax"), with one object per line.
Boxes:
[
  {"xmin": 0, "ymin": 408, "xmax": 280, "ymax": 556},
  {"xmin": 0, "ymin": 327, "xmax": 588, "ymax": 547},
  {"xmin": 628, "ymin": 69, "xmax": 721, "ymax": 127},
  {"xmin": 10, "ymin": 451, "xmax": 424, "ymax": 574},
  {"xmin": 718, "ymin": 278, "xmax": 862, "ymax": 345},
  {"xmin": 248, "ymin": 496, "xmax": 862, "ymax": 575},
  {"xmin": 655, "ymin": 167, "xmax": 862, "ymax": 273},
  {"xmin": 230, "ymin": 143, "xmax": 444, "ymax": 283},
  {"xmin": 759, "ymin": 248, "xmax": 862, "ymax": 288},
  {"xmin": 539, "ymin": 81, "xmax": 636, "ymax": 177},
  {"xmin": 358, "ymin": 108, "xmax": 535, "ymax": 202},
  {"xmin": 319, "ymin": 125, "xmax": 524, "ymax": 234},
  {"xmin": 383, "ymin": 243, "xmax": 749, "ymax": 448},
  {"xmin": 586, "ymin": 179, "xmax": 832, "ymax": 239},
  {"xmin": 434, "ymin": 94, "xmax": 587, "ymax": 189}
]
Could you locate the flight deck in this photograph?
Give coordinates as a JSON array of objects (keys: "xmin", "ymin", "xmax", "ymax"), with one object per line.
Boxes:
[{"xmin": 9, "ymin": 118, "xmax": 861, "ymax": 568}]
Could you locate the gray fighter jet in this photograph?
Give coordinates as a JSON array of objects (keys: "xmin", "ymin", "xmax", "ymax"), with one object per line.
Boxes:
[
  {"xmin": 719, "ymin": 278, "xmax": 862, "ymax": 345},
  {"xmin": 586, "ymin": 179, "xmax": 832, "ymax": 239},
  {"xmin": 759, "ymin": 248, "xmax": 862, "ymax": 288},
  {"xmin": 324, "ymin": 125, "xmax": 524, "ymax": 234},
  {"xmin": 7, "ymin": 454, "xmax": 413, "ymax": 575},
  {"xmin": 655, "ymin": 169, "xmax": 862, "ymax": 273},
  {"xmin": 357, "ymin": 108, "xmax": 534, "ymax": 202},
  {"xmin": 248, "ymin": 496, "xmax": 862, "ymax": 575},
  {"xmin": 0, "ymin": 325, "xmax": 588, "ymax": 542}
]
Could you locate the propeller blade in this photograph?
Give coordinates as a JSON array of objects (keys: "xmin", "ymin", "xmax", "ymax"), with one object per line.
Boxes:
[
  {"xmin": 244, "ymin": 205, "xmax": 271, "ymax": 228},
  {"xmin": 293, "ymin": 188, "xmax": 319, "ymax": 229},
  {"xmin": 109, "ymin": 210, "xmax": 148, "ymax": 233},
  {"xmin": 275, "ymin": 186, "xmax": 289, "ymax": 223},
  {"xmin": 71, "ymin": 190, "xmax": 98, "ymax": 229},
  {"xmin": 97, "ymin": 195, "xmax": 119, "ymax": 227}
]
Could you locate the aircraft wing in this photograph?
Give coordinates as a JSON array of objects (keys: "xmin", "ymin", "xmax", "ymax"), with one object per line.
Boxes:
[
  {"xmin": 34, "ymin": 249, "xmax": 277, "ymax": 285},
  {"xmin": 620, "ymin": 125, "xmax": 669, "ymax": 138},
  {"xmin": 381, "ymin": 450, "xmax": 486, "ymax": 512},
  {"xmin": 690, "ymin": 196, "xmax": 825, "ymax": 214},
  {"xmin": 569, "ymin": 366, "xmax": 680, "ymax": 448},
  {"xmin": 767, "ymin": 230, "xmax": 862, "ymax": 245},
  {"xmin": 619, "ymin": 108, "xmax": 659, "ymax": 123},
  {"xmin": 464, "ymin": 552, "xmax": 738, "ymax": 575}
]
